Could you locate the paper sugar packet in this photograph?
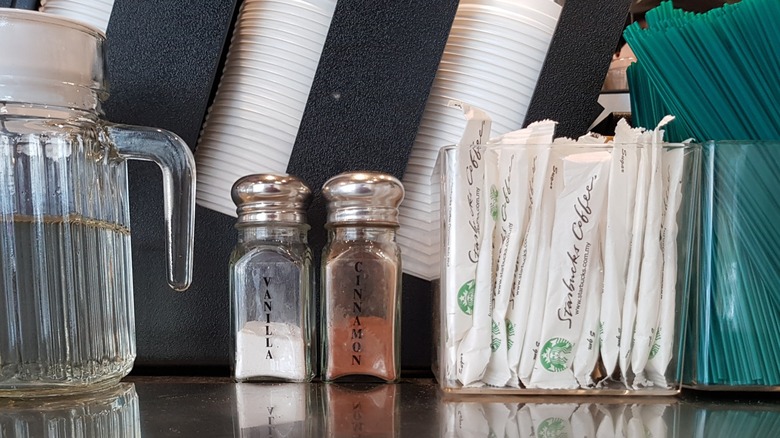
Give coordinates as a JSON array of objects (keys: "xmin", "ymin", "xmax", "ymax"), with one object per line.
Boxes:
[
  {"xmin": 571, "ymin": 405, "xmax": 596, "ymax": 438},
  {"xmin": 638, "ymin": 404, "xmax": 669, "ymax": 438},
  {"xmin": 529, "ymin": 145, "xmax": 610, "ymax": 389},
  {"xmin": 594, "ymin": 405, "xmax": 617, "ymax": 438},
  {"xmin": 573, "ymin": 236, "xmax": 604, "ymax": 388},
  {"xmin": 517, "ymin": 133, "xmax": 606, "ymax": 388},
  {"xmin": 504, "ymin": 404, "xmax": 520, "ymax": 438},
  {"xmin": 448, "ymin": 403, "xmax": 489, "ymax": 436},
  {"xmin": 528, "ymin": 404, "xmax": 577, "ymax": 438},
  {"xmin": 443, "ymin": 100, "xmax": 491, "ymax": 383},
  {"xmin": 457, "ymin": 140, "xmax": 499, "ymax": 386},
  {"xmin": 515, "ymin": 406, "xmax": 534, "ymax": 438},
  {"xmin": 631, "ymin": 116, "xmax": 674, "ymax": 387},
  {"xmin": 618, "ymin": 129, "xmax": 652, "ymax": 384},
  {"xmin": 483, "ymin": 403, "xmax": 512, "ymax": 438},
  {"xmin": 645, "ymin": 141, "xmax": 686, "ymax": 387},
  {"xmin": 482, "ymin": 137, "xmax": 532, "ymax": 387},
  {"xmin": 482, "ymin": 121, "xmax": 556, "ymax": 387},
  {"xmin": 516, "ymin": 134, "xmax": 565, "ymax": 387},
  {"xmin": 600, "ymin": 119, "xmax": 642, "ymax": 380}
]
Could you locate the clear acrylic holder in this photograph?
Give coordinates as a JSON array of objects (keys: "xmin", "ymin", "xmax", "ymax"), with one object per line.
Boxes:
[
  {"xmin": 433, "ymin": 142, "xmax": 701, "ymax": 395},
  {"xmin": 684, "ymin": 141, "xmax": 780, "ymax": 391}
]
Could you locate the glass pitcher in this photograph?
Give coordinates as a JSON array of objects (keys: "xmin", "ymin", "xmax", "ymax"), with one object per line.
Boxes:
[{"xmin": 0, "ymin": 10, "xmax": 195, "ymax": 395}]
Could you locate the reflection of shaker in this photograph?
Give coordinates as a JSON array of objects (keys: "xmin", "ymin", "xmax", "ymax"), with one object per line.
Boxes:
[
  {"xmin": 235, "ymin": 383, "xmax": 312, "ymax": 437},
  {"xmin": 230, "ymin": 174, "xmax": 315, "ymax": 382},
  {"xmin": 325, "ymin": 384, "xmax": 399, "ymax": 437},
  {"xmin": 0, "ymin": 383, "xmax": 140, "ymax": 437},
  {"xmin": 321, "ymin": 172, "xmax": 404, "ymax": 382}
]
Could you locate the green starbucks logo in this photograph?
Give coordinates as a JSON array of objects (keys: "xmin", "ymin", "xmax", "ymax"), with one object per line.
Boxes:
[
  {"xmin": 457, "ymin": 280, "xmax": 475, "ymax": 315},
  {"xmin": 490, "ymin": 321, "xmax": 501, "ymax": 352},
  {"xmin": 538, "ymin": 417, "xmax": 568, "ymax": 438},
  {"xmin": 489, "ymin": 185, "xmax": 499, "ymax": 220},
  {"xmin": 649, "ymin": 328, "xmax": 662, "ymax": 359},
  {"xmin": 506, "ymin": 320, "xmax": 516, "ymax": 350},
  {"xmin": 540, "ymin": 337, "xmax": 573, "ymax": 372}
]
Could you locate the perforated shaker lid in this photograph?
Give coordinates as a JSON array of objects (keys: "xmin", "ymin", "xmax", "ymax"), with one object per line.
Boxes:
[
  {"xmin": 321, "ymin": 171, "xmax": 404, "ymax": 226},
  {"xmin": 231, "ymin": 174, "xmax": 311, "ymax": 225}
]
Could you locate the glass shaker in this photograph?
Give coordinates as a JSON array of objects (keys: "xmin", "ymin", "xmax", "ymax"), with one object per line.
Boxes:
[
  {"xmin": 230, "ymin": 174, "xmax": 314, "ymax": 382},
  {"xmin": 321, "ymin": 171, "xmax": 404, "ymax": 382}
]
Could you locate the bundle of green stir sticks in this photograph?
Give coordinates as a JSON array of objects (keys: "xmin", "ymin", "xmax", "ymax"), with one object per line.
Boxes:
[
  {"xmin": 625, "ymin": 0, "xmax": 780, "ymax": 387},
  {"xmin": 625, "ymin": 0, "xmax": 780, "ymax": 142}
]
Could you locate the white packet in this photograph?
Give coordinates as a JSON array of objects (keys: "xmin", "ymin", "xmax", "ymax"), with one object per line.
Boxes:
[
  {"xmin": 632, "ymin": 116, "xmax": 674, "ymax": 386},
  {"xmin": 626, "ymin": 406, "xmax": 645, "ymax": 438},
  {"xmin": 571, "ymin": 135, "xmax": 611, "ymax": 388},
  {"xmin": 614, "ymin": 405, "xmax": 630, "ymax": 438},
  {"xmin": 450, "ymin": 403, "xmax": 489, "ymax": 437},
  {"xmin": 618, "ymin": 132, "xmax": 653, "ymax": 383},
  {"xmin": 528, "ymin": 404, "xmax": 577, "ymax": 438},
  {"xmin": 595, "ymin": 405, "xmax": 616, "ymax": 438},
  {"xmin": 515, "ymin": 405, "xmax": 534, "ymax": 438},
  {"xmin": 530, "ymin": 151, "xmax": 611, "ymax": 389},
  {"xmin": 457, "ymin": 146, "xmax": 499, "ymax": 386},
  {"xmin": 600, "ymin": 119, "xmax": 642, "ymax": 379},
  {"xmin": 645, "ymin": 146, "xmax": 685, "ymax": 387},
  {"xmin": 573, "ymin": 237, "xmax": 604, "ymax": 387},
  {"xmin": 482, "ymin": 145, "xmax": 530, "ymax": 387},
  {"xmin": 483, "ymin": 403, "xmax": 511, "ymax": 438},
  {"xmin": 499, "ymin": 122, "xmax": 558, "ymax": 387},
  {"xmin": 639, "ymin": 405, "xmax": 668, "ymax": 438},
  {"xmin": 571, "ymin": 405, "xmax": 596, "ymax": 438},
  {"xmin": 442, "ymin": 402, "xmax": 457, "ymax": 437},
  {"xmin": 483, "ymin": 122, "xmax": 554, "ymax": 387},
  {"xmin": 517, "ymin": 138, "xmax": 563, "ymax": 387},
  {"xmin": 443, "ymin": 101, "xmax": 491, "ymax": 382},
  {"xmin": 504, "ymin": 404, "xmax": 520, "ymax": 438}
]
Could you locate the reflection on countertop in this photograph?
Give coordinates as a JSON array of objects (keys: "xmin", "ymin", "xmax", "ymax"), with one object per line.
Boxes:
[
  {"xmin": 0, "ymin": 383, "xmax": 139, "ymax": 437},
  {"xmin": 1, "ymin": 377, "xmax": 780, "ymax": 437}
]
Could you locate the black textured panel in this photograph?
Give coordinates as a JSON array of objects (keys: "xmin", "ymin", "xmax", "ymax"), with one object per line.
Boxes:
[
  {"xmin": 3, "ymin": 1, "xmax": 38, "ymax": 9},
  {"xmin": 14, "ymin": 0, "xmax": 37, "ymax": 9},
  {"xmin": 523, "ymin": 0, "xmax": 633, "ymax": 138},
  {"xmin": 104, "ymin": 0, "xmax": 238, "ymax": 149},
  {"xmin": 102, "ymin": 0, "xmax": 238, "ymax": 370},
  {"xmin": 288, "ymin": 0, "xmax": 459, "ymax": 189},
  {"xmin": 6, "ymin": 1, "xmax": 38, "ymax": 9},
  {"xmin": 400, "ymin": 274, "xmax": 434, "ymax": 371},
  {"xmin": 287, "ymin": 0, "xmax": 458, "ymax": 372}
]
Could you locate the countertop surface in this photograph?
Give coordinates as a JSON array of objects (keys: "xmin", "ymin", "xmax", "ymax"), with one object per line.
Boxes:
[{"xmin": 2, "ymin": 377, "xmax": 780, "ymax": 437}]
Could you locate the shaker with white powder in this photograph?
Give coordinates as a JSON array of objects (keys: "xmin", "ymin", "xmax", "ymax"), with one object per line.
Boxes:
[{"xmin": 230, "ymin": 174, "xmax": 315, "ymax": 382}]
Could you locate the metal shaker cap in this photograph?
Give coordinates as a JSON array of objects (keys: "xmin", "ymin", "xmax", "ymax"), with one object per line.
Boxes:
[
  {"xmin": 322, "ymin": 171, "xmax": 404, "ymax": 226},
  {"xmin": 231, "ymin": 174, "xmax": 311, "ymax": 225}
]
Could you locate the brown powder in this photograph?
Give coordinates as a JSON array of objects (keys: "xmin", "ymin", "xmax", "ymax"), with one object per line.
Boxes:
[{"xmin": 324, "ymin": 315, "xmax": 397, "ymax": 381}]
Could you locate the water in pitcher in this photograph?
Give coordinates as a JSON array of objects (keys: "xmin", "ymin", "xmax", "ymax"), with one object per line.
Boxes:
[{"xmin": 0, "ymin": 215, "xmax": 135, "ymax": 392}]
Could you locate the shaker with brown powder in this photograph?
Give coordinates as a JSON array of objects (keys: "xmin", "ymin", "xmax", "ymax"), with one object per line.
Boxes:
[{"xmin": 321, "ymin": 171, "xmax": 404, "ymax": 382}]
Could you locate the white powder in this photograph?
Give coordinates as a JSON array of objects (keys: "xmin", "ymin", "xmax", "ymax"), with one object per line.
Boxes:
[{"xmin": 235, "ymin": 320, "xmax": 306, "ymax": 381}]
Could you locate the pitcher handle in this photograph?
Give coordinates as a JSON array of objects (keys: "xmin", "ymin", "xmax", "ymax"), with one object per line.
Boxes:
[{"xmin": 106, "ymin": 124, "xmax": 196, "ymax": 291}]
